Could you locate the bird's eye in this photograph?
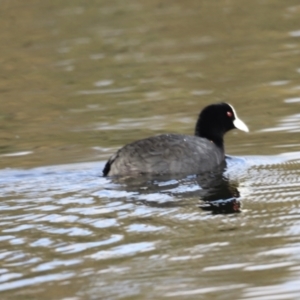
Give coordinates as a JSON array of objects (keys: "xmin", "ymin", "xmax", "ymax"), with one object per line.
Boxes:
[{"xmin": 227, "ymin": 111, "xmax": 233, "ymax": 118}]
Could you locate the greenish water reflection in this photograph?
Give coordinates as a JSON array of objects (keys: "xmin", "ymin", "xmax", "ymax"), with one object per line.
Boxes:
[{"xmin": 1, "ymin": 0, "xmax": 300, "ymax": 168}]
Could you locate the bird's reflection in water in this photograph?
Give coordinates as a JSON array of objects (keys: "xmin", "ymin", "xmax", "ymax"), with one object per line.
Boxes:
[{"xmin": 107, "ymin": 162, "xmax": 241, "ymax": 214}]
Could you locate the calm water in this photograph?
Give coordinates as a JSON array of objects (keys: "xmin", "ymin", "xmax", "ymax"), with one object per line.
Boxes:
[{"xmin": 2, "ymin": 0, "xmax": 300, "ymax": 299}]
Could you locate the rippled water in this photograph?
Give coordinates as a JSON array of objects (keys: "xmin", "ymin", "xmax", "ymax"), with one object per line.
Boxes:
[
  {"xmin": 2, "ymin": 153, "xmax": 300, "ymax": 299},
  {"xmin": 2, "ymin": 0, "xmax": 300, "ymax": 299}
]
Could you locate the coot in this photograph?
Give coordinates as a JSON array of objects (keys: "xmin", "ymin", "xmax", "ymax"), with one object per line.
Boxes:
[{"xmin": 103, "ymin": 102, "xmax": 248, "ymax": 176}]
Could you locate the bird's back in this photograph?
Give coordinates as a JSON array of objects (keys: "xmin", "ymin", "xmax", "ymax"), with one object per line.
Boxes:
[{"xmin": 103, "ymin": 134, "xmax": 224, "ymax": 176}]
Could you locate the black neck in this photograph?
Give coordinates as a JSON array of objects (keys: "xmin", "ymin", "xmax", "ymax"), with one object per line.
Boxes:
[{"xmin": 195, "ymin": 120, "xmax": 225, "ymax": 149}]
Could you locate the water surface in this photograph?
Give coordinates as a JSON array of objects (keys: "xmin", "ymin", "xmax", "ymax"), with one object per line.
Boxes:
[{"xmin": 1, "ymin": 0, "xmax": 300, "ymax": 299}]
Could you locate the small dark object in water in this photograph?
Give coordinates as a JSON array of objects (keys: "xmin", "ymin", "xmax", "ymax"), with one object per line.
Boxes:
[{"xmin": 199, "ymin": 198, "xmax": 241, "ymax": 214}]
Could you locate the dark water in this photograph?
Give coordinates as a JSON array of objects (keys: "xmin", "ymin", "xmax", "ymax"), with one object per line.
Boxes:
[{"xmin": 2, "ymin": 0, "xmax": 300, "ymax": 299}]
